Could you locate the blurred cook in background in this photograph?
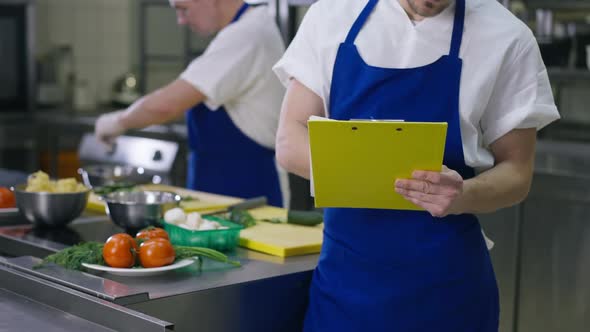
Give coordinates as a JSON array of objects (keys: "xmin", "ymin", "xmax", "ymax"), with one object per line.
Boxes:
[{"xmin": 94, "ymin": 0, "xmax": 288, "ymax": 207}]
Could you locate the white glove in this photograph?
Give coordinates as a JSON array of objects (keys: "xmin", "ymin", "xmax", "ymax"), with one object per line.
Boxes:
[{"xmin": 95, "ymin": 111, "xmax": 126, "ymax": 149}]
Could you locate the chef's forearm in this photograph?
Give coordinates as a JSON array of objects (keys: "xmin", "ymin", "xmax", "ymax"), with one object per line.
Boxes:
[
  {"xmin": 119, "ymin": 95, "xmax": 178, "ymax": 129},
  {"xmin": 119, "ymin": 79, "xmax": 205, "ymax": 130},
  {"xmin": 276, "ymin": 79, "xmax": 325, "ymax": 180},
  {"xmin": 276, "ymin": 123, "xmax": 311, "ymax": 180},
  {"xmin": 456, "ymin": 160, "xmax": 532, "ymax": 214}
]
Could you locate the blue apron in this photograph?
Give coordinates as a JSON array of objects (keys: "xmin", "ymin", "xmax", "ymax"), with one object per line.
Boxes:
[
  {"xmin": 304, "ymin": 0, "xmax": 499, "ymax": 331},
  {"xmin": 185, "ymin": 2, "xmax": 283, "ymax": 207}
]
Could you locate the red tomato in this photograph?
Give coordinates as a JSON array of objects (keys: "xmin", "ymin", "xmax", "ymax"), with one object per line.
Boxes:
[
  {"xmin": 103, "ymin": 233, "xmax": 136, "ymax": 268},
  {"xmin": 112, "ymin": 233, "xmax": 139, "ymax": 252},
  {"xmin": 136, "ymin": 227, "xmax": 169, "ymax": 241},
  {"xmin": 0, "ymin": 187, "xmax": 16, "ymax": 209},
  {"xmin": 139, "ymin": 238, "xmax": 175, "ymax": 268}
]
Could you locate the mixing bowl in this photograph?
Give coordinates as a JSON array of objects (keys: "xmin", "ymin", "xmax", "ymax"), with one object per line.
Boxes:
[
  {"xmin": 13, "ymin": 185, "xmax": 90, "ymax": 227},
  {"xmin": 103, "ymin": 191, "xmax": 181, "ymax": 231},
  {"xmin": 78, "ymin": 164, "xmax": 160, "ymax": 188}
]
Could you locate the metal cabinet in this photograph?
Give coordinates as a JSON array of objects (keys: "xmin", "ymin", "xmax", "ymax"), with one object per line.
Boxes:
[
  {"xmin": 478, "ymin": 140, "xmax": 590, "ymax": 332},
  {"xmin": 516, "ymin": 173, "xmax": 590, "ymax": 332}
]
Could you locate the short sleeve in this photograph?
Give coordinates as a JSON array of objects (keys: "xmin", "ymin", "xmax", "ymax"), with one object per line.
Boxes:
[
  {"xmin": 272, "ymin": 4, "xmax": 323, "ymax": 98},
  {"xmin": 481, "ymin": 34, "xmax": 560, "ymax": 146},
  {"xmin": 180, "ymin": 29, "xmax": 260, "ymax": 107}
]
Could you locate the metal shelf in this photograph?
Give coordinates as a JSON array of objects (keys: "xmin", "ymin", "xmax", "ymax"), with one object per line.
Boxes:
[
  {"xmin": 527, "ymin": 0, "xmax": 590, "ymax": 10},
  {"xmin": 138, "ymin": 0, "xmax": 194, "ymax": 93}
]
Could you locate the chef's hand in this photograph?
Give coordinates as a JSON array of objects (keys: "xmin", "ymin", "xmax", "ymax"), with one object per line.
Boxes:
[
  {"xmin": 95, "ymin": 111, "xmax": 126, "ymax": 149},
  {"xmin": 394, "ymin": 165, "xmax": 463, "ymax": 218}
]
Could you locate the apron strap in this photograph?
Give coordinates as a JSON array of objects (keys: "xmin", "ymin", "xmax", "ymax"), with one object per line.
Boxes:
[
  {"xmin": 449, "ymin": 0, "xmax": 465, "ymax": 58},
  {"xmin": 344, "ymin": 0, "xmax": 379, "ymax": 44},
  {"xmin": 231, "ymin": 2, "xmax": 250, "ymax": 23}
]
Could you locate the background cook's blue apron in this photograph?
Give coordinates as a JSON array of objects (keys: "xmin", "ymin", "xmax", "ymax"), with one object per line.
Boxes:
[
  {"xmin": 185, "ymin": 2, "xmax": 283, "ymax": 207},
  {"xmin": 303, "ymin": 0, "xmax": 499, "ymax": 331}
]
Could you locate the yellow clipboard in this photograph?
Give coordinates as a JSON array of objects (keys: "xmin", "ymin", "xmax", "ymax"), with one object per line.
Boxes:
[{"xmin": 308, "ymin": 118, "xmax": 448, "ymax": 210}]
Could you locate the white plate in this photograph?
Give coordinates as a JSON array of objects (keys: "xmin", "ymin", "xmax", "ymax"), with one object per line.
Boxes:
[
  {"xmin": 0, "ymin": 207, "xmax": 18, "ymax": 214},
  {"xmin": 82, "ymin": 258, "xmax": 196, "ymax": 277}
]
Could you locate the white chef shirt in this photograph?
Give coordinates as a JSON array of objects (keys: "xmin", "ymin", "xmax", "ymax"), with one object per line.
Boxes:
[
  {"xmin": 181, "ymin": 5, "xmax": 285, "ymax": 151},
  {"xmin": 181, "ymin": 5, "xmax": 290, "ymax": 207},
  {"xmin": 273, "ymin": 0, "xmax": 560, "ymax": 173}
]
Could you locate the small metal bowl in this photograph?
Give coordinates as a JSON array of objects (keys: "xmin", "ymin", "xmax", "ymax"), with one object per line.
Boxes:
[
  {"xmin": 103, "ymin": 191, "xmax": 181, "ymax": 231},
  {"xmin": 13, "ymin": 185, "xmax": 90, "ymax": 227},
  {"xmin": 78, "ymin": 165, "xmax": 161, "ymax": 188}
]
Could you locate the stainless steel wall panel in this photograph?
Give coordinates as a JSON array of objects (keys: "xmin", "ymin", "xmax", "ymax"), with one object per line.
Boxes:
[{"xmin": 517, "ymin": 174, "xmax": 590, "ymax": 332}]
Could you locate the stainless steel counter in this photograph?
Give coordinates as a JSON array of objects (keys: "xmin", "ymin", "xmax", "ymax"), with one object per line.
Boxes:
[
  {"xmin": 0, "ymin": 214, "xmax": 318, "ymax": 332},
  {"xmin": 1, "ymin": 265, "xmax": 173, "ymax": 332},
  {"xmin": 0, "ymin": 288, "xmax": 116, "ymax": 332},
  {"xmin": 0, "ymin": 248, "xmax": 317, "ymax": 305}
]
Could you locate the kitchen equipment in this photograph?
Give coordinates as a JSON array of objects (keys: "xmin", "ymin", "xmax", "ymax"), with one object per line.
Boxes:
[
  {"xmin": 78, "ymin": 164, "xmax": 157, "ymax": 189},
  {"xmin": 73, "ymin": 79, "xmax": 95, "ymax": 112},
  {"xmin": 239, "ymin": 206, "xmax": 323, "ymax": 257},
  {"xmin": 201, "ymin": 196, "xmax": 268, "ymax": 216},
  {"xmin": 111, "ymin": 72, "xmax": 141, "ymax": 107},
  {"xmin": 77, "ymin": 133, "xmax": 179, "ymax": 188},
  {"xmin": 86, "ymin": 184, "xmax": 242, "ymax": 214},
  {"xmin": 37, "ymin": 45, "xmax": 74, "ymax": 107},
  {"xmin": 13, "ymin": 185, "xmax": 90, "ymax": 227},
  {"xmin": 103, "ymin": 190, "xmax": 181, "ymax": 231}
]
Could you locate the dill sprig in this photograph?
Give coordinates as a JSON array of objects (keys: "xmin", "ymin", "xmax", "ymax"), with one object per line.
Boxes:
[
  {"xmin": 34, "ymin": 242, "xmax": 105, "ymax": 271},
  {"xmin": 34, "ymin": 242, "xmax": 240, "ymax": 271}
]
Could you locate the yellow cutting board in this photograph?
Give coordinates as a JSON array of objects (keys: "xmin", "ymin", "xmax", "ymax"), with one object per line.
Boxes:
[
  {"xmin": 239, "ymin": 206, "xmax": 323, "ymax": 258},
  {"xmin": 86, "ymin": 184, "xmax": 242, "ymax": 214}
]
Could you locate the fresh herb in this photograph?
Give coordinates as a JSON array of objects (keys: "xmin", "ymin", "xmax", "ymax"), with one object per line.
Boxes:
[
  {"xmin": 228, "ymin": 210, "xmax": 257, "ymax": 228},
  {"xmin": 175, "ymin": 246, "xmax": 241, "ymax": 267},
  {"xmin": 34, "ymin": 242, "xmax": 240, "ymax": 271},
  {"xmin": 93, "ymin": 182, "xmax": 136, "ymax": 196},
  {"xmin": 34, "ymin": 242, "xmax": 105, "ymax": 271},
  {"xmin": 180, "ymin": 195, "xmax": 199, "ymax": 202}
]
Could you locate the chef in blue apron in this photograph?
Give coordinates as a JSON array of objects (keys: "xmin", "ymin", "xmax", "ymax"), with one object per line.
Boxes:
[
  {"xmin": 95, "ymin": 0, "xmax": 288, "ymax": 207},
  {"xmin": 274, "ymin": 0, "xmax": 560, "ymax": 330}
]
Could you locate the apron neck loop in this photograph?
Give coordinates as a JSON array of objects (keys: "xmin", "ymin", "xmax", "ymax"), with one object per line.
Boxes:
[
  {"xmin": 345, "ymin": 0, "xmax": 466, "ymax": 59},
  {"xmin": 449, "ymin": 0, "xmax": 465, "ymax": 58},
  {"xmin": 231, "ymin": 2, "xmax": 250, "ymax": 24},
  {"xmin": 344, "ymin": 0, "xmax": 378, "ymax": 44}
]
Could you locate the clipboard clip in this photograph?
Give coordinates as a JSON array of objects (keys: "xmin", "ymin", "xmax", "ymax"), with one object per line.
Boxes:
[{"xmin": 349, "ymin": 119, "xmax": 405, "ymax": 122}]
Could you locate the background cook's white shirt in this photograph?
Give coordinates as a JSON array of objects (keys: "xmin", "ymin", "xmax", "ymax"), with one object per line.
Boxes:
[
  {"xmin": 181, "ymin": 6, "xmax": 290, "ymax": 207},
  {"xmin": 273, "ymin": 0, "xmax": 561, "ymax": 173},
  {"xmin": 181, "ymin": 6, "xmax": 285, "ymax": 151}
]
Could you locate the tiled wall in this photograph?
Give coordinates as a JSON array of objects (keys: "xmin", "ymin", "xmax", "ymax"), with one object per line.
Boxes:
[{"xmin": 36, "ymin": 0, "xmax": 134, "ymax": 106}]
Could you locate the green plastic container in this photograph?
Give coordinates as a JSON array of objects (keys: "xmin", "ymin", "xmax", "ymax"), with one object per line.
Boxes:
[{"xmin": 162, "ymin": 216, "xmax": 243, "ymax": 252}]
